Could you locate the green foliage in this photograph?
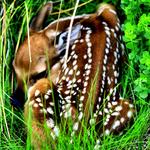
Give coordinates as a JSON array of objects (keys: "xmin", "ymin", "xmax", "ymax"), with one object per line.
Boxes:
[
  {"xmin": 121, "ymin": 0, "xmax": 150, "ymax": 101},
  {"xmin": 134, "ymin": 51, "xmax": 150, "ymax": 99}
]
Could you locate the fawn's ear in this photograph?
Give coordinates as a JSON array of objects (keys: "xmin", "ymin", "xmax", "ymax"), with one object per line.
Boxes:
[
  {"xmin": 29, "ymin": 2, "xmax": 53, "ymax": 33},
  {"xmin": 55, "ymin": 23, "xmax": 82, "ymax": 54}
]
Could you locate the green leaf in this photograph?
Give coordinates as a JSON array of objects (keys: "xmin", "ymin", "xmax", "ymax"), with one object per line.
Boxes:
[
  {"xmin": 138, "ymin": 13, "xmax": 150, "ymax": 32},
  {"xmin": 124, "ymin": 23, "xmax": 137, "ymax": 42},
  {"xmin": 140, "ymin": 51, "xmax": 150, "ymax": 67},
  {"xmin": 126, "ymin": 42, "xmax": 134, "ymax": 49},
  {"xmin": 139, "ymin": 91, "xmax": 148, "ymax": 99}
]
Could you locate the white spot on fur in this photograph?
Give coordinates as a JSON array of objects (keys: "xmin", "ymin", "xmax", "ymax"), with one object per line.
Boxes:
[
  {"xmin": 94, "ymin": 113, "xmax": 98, "ymax": 118},
  {"xmin": 88, "ymin": 52, "xmax": 92, "ymax": 58},
  {"xmin": 129, "ymin": 104, "xmax": 134, "ymax": 108},
  {"xmin": 115, "ymin": 106, "xmax": 122, "ymax": 112},
  {"xmin": 105, "ymin": 30, "xmax": 110, "ymax": 37},
  {"xmin": 64, "ymin": 109, "xmax": 71, "ymax": 118},
  {"xmin": 87, "ymin": 42, "xmax": 92, "ymax": 47},
  {"xmin": 33, "ymin": 103, "xmax": 38, "ymax": 108},
  {"xmin": 78, "ymin": 112, "xmax": 83, "ymax": 120},
  {"xmin": 70, "ymin": 51, "xmax": 75, "ymax": 56},
  {"xmin": 47, "ymin": 90, "xmax": 52, "ymax": 95},
  {"xmin": 47, "ymin": 107, "xmax": 54, "ymax": 115},
  {"xmin": 84, "ymin": 55, "xmax": 87, "ymax": 59},
  {"xmin": 49, "ymin": 102, "xmax": 54, "ymax": 106},
  {"xmin": 120, "ymin": 117, "xmax": 125, "ymax": 123},
  {"xmin": 35, "ymin": 90, "xmax": 40, "ymax": 97},
  {"xmin": 99, "ymin": 111, "xmax": 102, "ymax": 115},
  {"xmin": 82, "ymin": 88, "xmax": 86, "ymax": 94},
  {"xmin": 107, "ymin": 77, "xmax": 111, "ymax": 85},
  {"xmin": 85, "ymin": 76, "xmax": 89, "ymax": 81},
  {"xmin": 105, "ymin": 129, "xmax": 110, "ymax": 135},
  {"xmin": 46, "ymin": 118, "xmax": 54, "ymax": 128},
  {"xmin": 73, "ymin": 65, "xmax": 78, "ymax": 70},
  {"xmin": 106, "ymin": 37, "xmax": 110, "ymax": 44},
  {"xmin": 84, "ymin": 82, "xmax": 88, "ymax": 87},
  {"xmin": 109, "ymin": 9, "xmax": 117, "ymax": 15},
  {"xmin": 73, "ymin": 60, "xmax": 77, "ymax": 66},
  {"xmin": 115, "ymin": 26, "xmax": 119, "ymax": 31},
  {"xmin": 111, "ymin": 28, "xmax": 115, "ymax": 33},
  {"xmin": 65, "ymin": 90, "xmax": 70, "ymax": 95},
  {"xmin": 112, "ymin": 101, "xmax": 118, "ymax": 106},
  {"xmin": 105, "ymin": 48, "xmax": 109, "ymax": 54},
  {"xmin": 111, "ymin": 112, "xmax": 119, "ymax": 116},
  {"xmin": 71, "ymin": 44, "xmax": 76, "ymax": 50},
  {"xmin": 79, "ymin": 103, "xmax": 83, "ymax": 108},
  {"xmin": 86, "ymin": 70, "xmax": 91, "ymax": 75},
  {"xmin": 85, "ymin": 64, "xmax": 88, "ymax": 69},
  {"xmin": 106, "ymin": 43, "xmax": 110, "ymax": 48},
  {"xmin": 112, "ymin": 120, "xmax": 120, "ymax": 129},
  {"xmin": 115, "ymin": 78, "xmax": 118, "ymax": 84},
  {"xmin": 87, "ymin": 47, "xmax": 91, "ymax": 53},
  {"xmin": 76, "ymin": 70, "xmax": 80, "ymax": 76},
  {"xmin": 80, "ymin": 96, "xmax": 84, "ymax": 101},
  {"xmin": 54, "ymin": 126, "xmax": 59, "ymax": 137},
  {"xmin": 107, "ymin": 102, "xmax": 112, "ymax": 108},
  {"xmin": 88, "ymin": 59, "xmax": 92, "ymax": 63},
  {"xmin": 73, "ymin": 122, "xmax": 79, "ymax": 131},
  {"xmin": 98, "ymin": 97, "xmax": 101, "ymax": 103},
  {"xmin": 104, "ymin": 108, "xmax": 109, "ymax": 114},
  {"xmin": 80, "ymin": 39, "xmax": 84, "ymax": 43},
  {"xmin": 65, "ymin": 96, "xmax": 71, "ymax": 100},
  {"xmin": 39, "ymin": 103, "xmax": 43, "ymax": 107},
  {"xmin": 35, "ymin": 98, "xmax": 41, "ymax": 103},
  {"xmin": 77, "ymin": 79, "xmax": 81, "ymax": 83},
  {"xmin": 44, "ymin": 94, "xmax": 49, "ymax": 100},
  {"xmin": 68, "ymin": 69, "xmax": 73, "ymax": 75},
  {"xmin": 127, "ymin": 111, "xmax": 133, "ymax": 118},
  {"xmin": 64, "ymin": 67, "xmax": 69, "ymax": 75},
  {"xmin": 74, "ymin": 40, "xmax": 79, "ymax": 44}
]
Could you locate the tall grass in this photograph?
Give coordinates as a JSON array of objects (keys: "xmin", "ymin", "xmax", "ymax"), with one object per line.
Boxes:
[{"xmin": 0, "ymin": 0, "xmax": 150, "ymax": 149}]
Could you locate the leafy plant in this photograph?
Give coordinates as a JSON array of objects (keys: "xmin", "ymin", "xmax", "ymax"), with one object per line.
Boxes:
[{"xmin": 122, "ymin": 0, "xmax": 150, "ymax": 102}]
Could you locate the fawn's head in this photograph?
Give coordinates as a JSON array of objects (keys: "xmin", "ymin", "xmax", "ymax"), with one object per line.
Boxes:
[
  {"xmin": 13, "ymin": 31, "xmax": 58, "ymax": 89},
  {"xmin": 11, "ymin": 2, "xmax": 60, "ymax": 108},
  {"xmin": 11, "ymin": 1, "xmax": 82, "ymax": 108}
]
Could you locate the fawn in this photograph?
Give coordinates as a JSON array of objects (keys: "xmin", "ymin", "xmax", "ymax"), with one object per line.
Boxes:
[{"xmin": 12, "ymin": 2, "xmax": 134, "ymax": 149}]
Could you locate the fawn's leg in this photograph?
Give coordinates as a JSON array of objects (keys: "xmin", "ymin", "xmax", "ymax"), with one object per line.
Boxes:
[
  {"xmin": 24, "ymin": 78, "xmax": 60, "ymax": 149},
  {"xmin": 102, "ymin": 98, "xmax": 135, "ymax": 135}
]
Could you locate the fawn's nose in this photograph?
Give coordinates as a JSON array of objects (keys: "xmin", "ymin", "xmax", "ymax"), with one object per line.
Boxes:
[{"xmin": 10, "ymin": 87, "xmax": 25, "ymax": 109}]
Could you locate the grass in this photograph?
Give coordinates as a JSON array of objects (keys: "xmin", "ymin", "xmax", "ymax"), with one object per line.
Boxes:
[{"xmin": 0, "ymin": 0, "xmax": 150, "ymax": 149}]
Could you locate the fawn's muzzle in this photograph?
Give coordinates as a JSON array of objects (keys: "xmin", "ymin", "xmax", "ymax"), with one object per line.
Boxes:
[{"xmin": 10, "ymin": 87, "xmax": 25, "ymax": 109}]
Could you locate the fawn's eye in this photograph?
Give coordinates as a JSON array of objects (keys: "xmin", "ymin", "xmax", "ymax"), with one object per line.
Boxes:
[{"xmin": 29, "ymin": 70, "xmax": 48, "ymax": 85}]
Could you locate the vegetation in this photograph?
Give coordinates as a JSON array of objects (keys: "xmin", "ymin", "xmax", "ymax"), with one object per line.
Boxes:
[{"xmin": 0, "ymin": 0, "xmax": 149, "ymax": 149}]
